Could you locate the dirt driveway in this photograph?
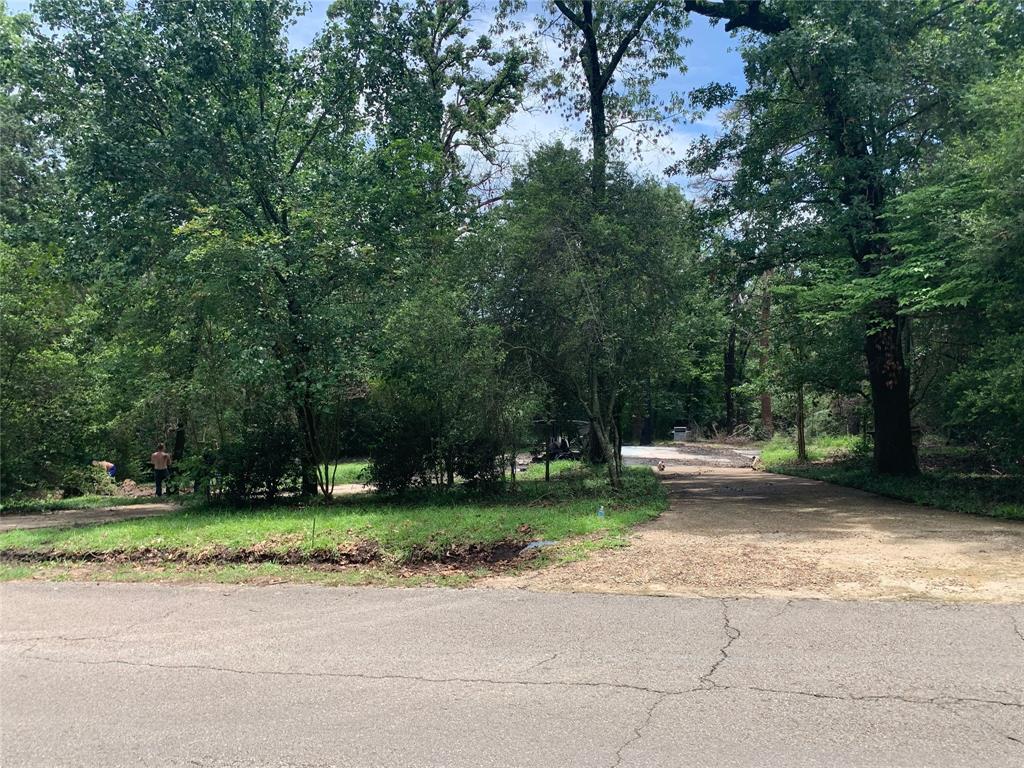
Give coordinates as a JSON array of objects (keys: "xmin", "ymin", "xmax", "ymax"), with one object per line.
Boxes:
[
  {"xmin": 485, "ymin": 466, "xmax": 1024, "ymax": 603},
  {"xmin": 0, "ymin": 503, "xmax": 182, "ymax": 532}
]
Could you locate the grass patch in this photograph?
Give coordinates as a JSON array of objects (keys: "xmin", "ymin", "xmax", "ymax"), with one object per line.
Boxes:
[
  {"xmin": 0, "ymin": 465, "xmax": 667, "ymax": 576},
  {"xmin": 0, "ymin": 563, "xmax": 33, "ymax": 581},
  {"xmin": 760, "ymin": 434, "xmax": 864, "ymax": 465},
  {"xmin": 322, "ymin": 460, "xmax": 370, "ymax": 486},
  {"xmin": 516, "ymin": 459, "xmax": 579, "ymax": 478},
  {"xmin": 763, "ymin": 436, "xmax": 1024, "ymax": 521},
  {"xmin": 0, "ymin": 494, "xmax": 169, "ymax": 515}
]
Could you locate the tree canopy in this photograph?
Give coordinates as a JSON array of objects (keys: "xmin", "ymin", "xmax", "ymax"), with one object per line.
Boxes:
[{"xmin": 1, "ymin": 0, "xmax": 1021, "ymax": 498}]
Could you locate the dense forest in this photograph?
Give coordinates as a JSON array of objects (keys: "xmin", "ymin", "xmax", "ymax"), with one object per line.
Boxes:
[{"xmin": 2, "ymin": 0, "xmax": 1022, "ymax": 502}]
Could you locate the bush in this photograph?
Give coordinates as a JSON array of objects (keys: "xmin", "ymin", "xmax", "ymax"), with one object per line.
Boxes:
[
  {"xmin": 59, "ymin": 465, "xmax": 119, "ymax": 499},
  {"xmin": 211, "ymin": 418, "xmax": 301, "ymax": 504},
  {"xmin": 367, "ymin": 289, "xmax": 534, "ymax": 493}
]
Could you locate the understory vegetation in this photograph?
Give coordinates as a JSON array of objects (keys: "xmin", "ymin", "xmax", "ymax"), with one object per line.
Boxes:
[{"xmin": 762, "ymin": 437, "xmax": 1024, "ymax": 521}]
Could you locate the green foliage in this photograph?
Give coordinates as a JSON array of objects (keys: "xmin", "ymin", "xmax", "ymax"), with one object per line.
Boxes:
[
  {"xmin": 0, "ymin": 245, "xmax": 107, "ymax": 492},
  {"xmin": 886, "ymin": 59, "xmax": 1024, "ymax": 464},
  {"xmin": 760, "ymin": 434, "xmax": 866, "ymax": 466},
  {"xmin": 210, "ymin": 412, "xmax": 301, "ymax": 504},
  {"xmin": 687, "ymin": 0, "xmax": 1020, "ymax": 474},
  {"xmin": 475, "ymin": 144, "xmax": 700, "ymax": 485},
  {"xmin": 762, "ymin": 435, "xmax": 1023, "ymax": 521},
  {"xmin": 3, "ymin": 0, "xmax": 1023, "ymax": 504},
  {"xmin": 766, "ymin": 459, "xmax": 1024, "ymax": 523},
  {"xmin": 0, "ymin": 0, "xmax": 533, "ymax": 502},
  {"xmin": 368, "ymin": 288, "xmax": 537, "ymax": 492},
  {"xmin": 57, "ymin": 464, "xmax": 119, "ymax": 499}
]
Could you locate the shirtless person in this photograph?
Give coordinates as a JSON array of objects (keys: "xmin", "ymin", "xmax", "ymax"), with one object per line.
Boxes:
[{"xmin": 151, "ymin": 443, "xmax": 172, "ymax": 497}]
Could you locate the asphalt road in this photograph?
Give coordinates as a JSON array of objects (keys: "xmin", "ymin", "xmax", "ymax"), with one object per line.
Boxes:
[{"xmin": 1, "ymin": 583, "xmax": 1022, "ymax": 767}]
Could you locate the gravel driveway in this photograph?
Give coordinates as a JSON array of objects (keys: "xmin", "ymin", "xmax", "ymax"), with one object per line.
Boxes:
[{"xmin": 485, "ymin": 464, "xmax": 1024, "ymax": 602}]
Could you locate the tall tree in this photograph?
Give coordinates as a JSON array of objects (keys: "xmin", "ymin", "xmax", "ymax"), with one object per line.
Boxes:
[
  {"xmin": 886, "ymin": 57, "xmax": 1024, "ymax": 465},
  {"xmin": 335, "ymin": 0, "xmax": 535, "ymax": 200},
  {"xmin": 28, "ymin": 0, "xmax": 368, "ymax": 493},
  {"xmin": 532, "ymin": 0, "xmax": 687, "ymax": 194},
  {"xmin": 686, "ymin": 0, "xmax": 1013, "ymax": 474},
  {"xmin": 477, "ymin": 145, "xmax": 697, "ymax": 487}
]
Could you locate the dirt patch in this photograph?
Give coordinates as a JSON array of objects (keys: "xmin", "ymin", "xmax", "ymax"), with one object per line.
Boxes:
[
  {"xmin": 0, "ymin": 537, "xmax": 530, "ymax": 571},
  {"xmin": 0, "ymin": 503, "xmax": 180, "ymax": 532},
  {"xmin": 405, "ymin": 539, "xmax": 526, "ymax": 566},
  {"xmin": 481, "ymin": 466, "xmax": 1024, "ymax": 603}
]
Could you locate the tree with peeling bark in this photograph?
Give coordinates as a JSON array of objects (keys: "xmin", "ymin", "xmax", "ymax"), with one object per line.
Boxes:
[{"xmin": 685, "ymin": 0, "xmax": 1016, "ymax": 475}]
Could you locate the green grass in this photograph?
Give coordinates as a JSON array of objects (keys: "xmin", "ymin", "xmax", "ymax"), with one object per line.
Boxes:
[
  {"xmin": 759, "ymin": 434, "xmax": 864, "ymax": 465},
  {"xmin": 762, "ymin": 436, "xmax": 1024, "ymax": 521},
  {"xmin": 0, "ymin": 494, "xmax": 169, "ymax": 515},
  {"xmin": 516, "ymin": 459, "xmax": 578, "ymax": 478},
  {"xmin": 0, "ymin": 465, "xmax": 667, "ymax": 567},
  {"xmin": 322, "ymin": 460, "xmax": 370, "ymax": 486}
]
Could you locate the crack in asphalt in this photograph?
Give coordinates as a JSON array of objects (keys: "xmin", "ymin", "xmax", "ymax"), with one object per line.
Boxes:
[
  {"xmin": 522, "ymin": 652, "xmax": 560, "ymax": 672},
  {"xmin": 1012, "ymin": 615, "xmax": 1023, "ymax": 646},
  {"xmin": 769, "ymin": 599, "xmax": 795, "ymax": 620},
  {"xmin": 15, "ymin": 647, "xmax": 1021, "ymax": 768},
  {"xmin": 609, "ymin": 597, "xmax": 747, "ymax": 766},
  {"xmin": 610, "ymin": 691, "xmax": 671, "ymax": 768},
  {"xmin": 742, "ymin": 685, "xmax": 1022, "ymax": 709},
  {"xmin": 698, "ymin": 598, "xmax": 740, "ymax": 690},
  {"xmin": 11, "ymin": 598, "xmax": 1022, "ymax": 767},
  {"xmin": 934, "ymin": 700, "xmax": 1024, "ymax": 750},
  {"xmin": 20, "ymin": 653, "xmax": 687, "ymax": 696},
  {"xmin": 5, "ymin": 604, "xmax": 183, "ymax": 649}
]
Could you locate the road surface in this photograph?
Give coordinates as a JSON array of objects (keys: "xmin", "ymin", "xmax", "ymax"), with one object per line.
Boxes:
[{"xmin": 2, "ymin": 582, "xmax": 1022, "ymax": 767}]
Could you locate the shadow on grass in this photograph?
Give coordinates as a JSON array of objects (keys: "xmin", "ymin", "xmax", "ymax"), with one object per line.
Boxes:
[{"xmin": 768, "ymin": 457, "xmax": 1024, "ymax": 521}]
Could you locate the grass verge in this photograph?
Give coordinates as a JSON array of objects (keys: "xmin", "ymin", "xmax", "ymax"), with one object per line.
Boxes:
[
  {"xmin": 0, "ymin": 464, "xmax": 667, "ymax": 583},
  {"xmin": 763, "ymin": 436, "xmax": 1024, "ymax": 521}
]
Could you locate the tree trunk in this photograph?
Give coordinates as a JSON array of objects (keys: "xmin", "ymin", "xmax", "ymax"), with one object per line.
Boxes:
[
  {"xmin": 640, "ymin": 378, "xmax": 654, "ymax": 445},
  {"xmin": 796, "ymin": 384, "xmax": 807, "ymax": 462},
  {"xmin": 865, "ymin": 315, "xmax": 918, "ymax": 475},
  {"xmin": 171, "ymin": 417, "xmax": 187, "ymax": 462},
  {"xmin": 588, "ymin": 421, "xmax": 605, "ymax": 463},
  {"xmin": 591, "ymin": 419, "xmax": 621, "ymax": 489},
  {"xmin": 758, "ymin": 274, "xmax": 773, "ymax": 436},
  {"xmin": 296, "ymin": 400, "xmax": 320, "ymax": 496},
  {"xmin": 724, "ymin": 324, "xmax": 738, "ymax": 433},
  {"xmin": 300, "ymin": 459, "xmax": 318, "ymax": 496},
  {"xmin": 590, "ymin": 91, "xmax": 607, "ymax": 196}
]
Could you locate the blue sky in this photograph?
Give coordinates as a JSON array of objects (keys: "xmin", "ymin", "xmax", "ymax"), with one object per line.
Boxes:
[{"xmin": 9, "ymin": 0, "xmax": 746, "ymax": 183}]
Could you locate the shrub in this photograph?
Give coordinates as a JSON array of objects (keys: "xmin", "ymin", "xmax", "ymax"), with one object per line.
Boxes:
[
  {"xmin": 211, "ymin": 418, "xmax": 301, "ymax": 504},
  {"xmin": 59, "ymin": 465, "xmax": 119, "ymax": 499}
]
